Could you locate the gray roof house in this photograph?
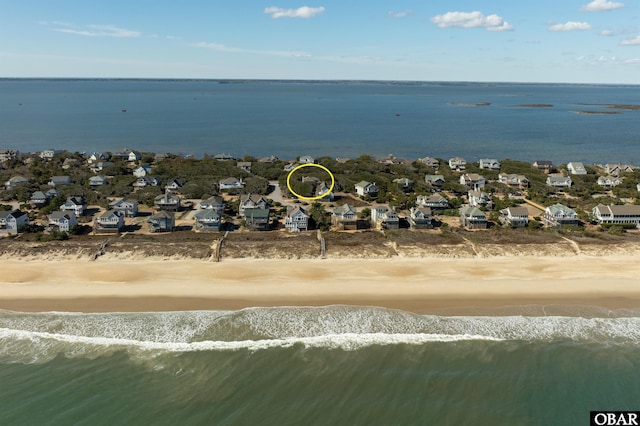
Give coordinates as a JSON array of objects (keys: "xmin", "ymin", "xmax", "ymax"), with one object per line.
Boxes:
[
  {"xmin": 219, "ymin": 177, "xmax": 244, "ymax": 190},
  {"xmin": 30, "ymin": 190, "xmax": 50, "ymax": 207},
  {"xmin": 285, "ymin": 206, "xmax": 309, "ymax": 232},
  {"xmin": 424, "ymin": 175, "xmax": 445, "ymax": 187},
  {"xmin": 299, "ymin": 155, "xmax": 315, "ymax": 164},
  {"xmin": 448, "ymin": 157, "xmax": 467, "ymax": 171},
  {"xmin": 371, "ymin": 205, "xmax": 399, "ymax": 230},
  {"xmin": 468, "ymin": 190, "xmax": 492, "ymax": 208},
  {"xmin": 94, "ymin": 209, "xmax": 124, "ymax": 233},
  {"xmin": 48, "ymin": 176, "xmax": 72, "ymax": 187},
  {"xmin": 48, "ymin": 211, "xmax": 77, "ymax": 232},
  {"xmin": 498, "ymin": 173, "xmax": 529, "ymax": 188},
  {"xmin": 332, "ymin": 204, "xmax": 357, "ymax": 230},
  {"xmin": 543, "ymin": 203, "xmax": 579, "ymax": 227},
  {"xmin": 546, "ymin": 176, "xmax": 572, "ymax": 188},
  {"xmin": 194, "ymin": 209, "xmax": 221, "ymax": 232},
  {"xmin": 154, "ymin": 192, "xmax": 181, "ymax": 212},
  {"xmin": 409, "ymin": 207, "xmax": 433, "ymax": 229},
  {"xmin": 237, "ymin": 161, "xmax": 252, "ymax": 172},
  {"xmin": 533, "ymin": 160, "xmax": 554, "ymax": 172},
  {"xmin": 499, "ymin": 206, "xmax": 529, "ymax": 228},
  {"xmin": 417, "ymin": 193, "xmax": 449, "ymax": 209},
  {"xmin": 200, "ymin": 196, "xmax": 225, "ymax": 211},
  {"xmin": 592, "ymin": 204, "xmax": 640, "ymax": 226},
  {"xmin": 148, "ymin": 211, "xmax": 175, "ymax": 233},
  {"xmin": 315, "ymin": 181, "xmax": 334, "ymax": 202},
  {"xmin": 459, "ymin": 206, "xmax": 488, "ymax": 229},
  {"xmin": 419, "ymin": 157, "xmax": 440, "ymax": 169},
  {"xmin": 597, "ymin": 176, "xmax": 623, "ymax": 188},
  {"xmin": 165, "ymin": 178, "xmax": 186, "ymax": 191},
  {"xmin": 110, "ymin": 199, "xmax": 139, "ymax": 217},
  {"xmin": 393, "ymin": 178, "xmax": 414, "ymax": 192},
  {"xmin": 0, "ymin": 210, "xmax": 29, "ymax": 235},
  {"xmin": 460, "ymin": 173, "xmax": 486, "ymax": 191},
  {"xmin": 4, "ymin": 175, "xmax": 29, "ymax": 190},
  {"xmin": 479, "ymin": 159, "xmax": 500, "ymax": 171},
  {"xmin": 355, "ymin": 181, "xmax": 378, "ymax": 198},
  {"xmin": 89, "ymin": 176, "xmax": 108, "ymax": 187},
  {"xmin": 60, "ymin": 196, "xmax": 86, "ymax": 216},
  {"xmin": 239, "ymin": 194, "xmax": 269, "ymax": 217},
  {"xmin": 567, "ymin": 162, "xmax": 587, "ymax": 175},
  {"xmin": 244, "ymin": 208, "xmax": 270, "ymax": 231}
]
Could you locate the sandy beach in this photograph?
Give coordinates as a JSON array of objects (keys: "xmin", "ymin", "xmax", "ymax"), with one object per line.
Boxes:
[{"xmin": 2, "ymin": 255, "xmax": 640, "ymax": 313}]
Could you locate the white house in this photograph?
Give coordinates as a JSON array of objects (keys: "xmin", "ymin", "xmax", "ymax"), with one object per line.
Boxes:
[
  {"xmin": 355, "ymin": 181, "xmax": 378, "ymax": 198},
  {"xmin": 419, "ymin": 157, "xmax": 440, "ymax": 169},
  {"xmin": 0, "ymin": 210, "xmax": 29, "ymax": 235},
  {"xmin": 128, "ymin": 151, "xmax": 142, "ymax": 162},
  {"xmin": 468, "ymin": 190, "xmax": 492, "ymax": 208},
  {"xmin": 133, "ymin": 165, "xmax": 152, "ymax": 178},
  {"xmin": 567, "ymin": 162, "xmax": 587, "ymax": 175},
  {"xmin": 499, "ymin": 206, "xmax": 529, "ymax": 227},
  {"xmin": 448, "ymin": 157, "xmax": 467, "ymax": 171},
  {"xmin": 193, "ymin": 209, "xmax": 221, "ymax": 232},
  {"xmin": 94, "ymin": 209, "xmax": 124, "ymax": 233},
  {"xmin": 285, "ymin": 206, "xmax": 309, "ymax": 232},
  {"xmin": 60, "ymin": 196, "xmax": 86, "ymax": 217},
  {"xmin": 218, "ymin": 177, "xmax": 244, "ymax": 190},
  {"xmin": 417, "ymin": 193, "xmax": 449, "ymax": 209},
  {"xmin": 110, "ymin": 199, "xmax": 139, "ymax": 217},
  {"xmin": 499, "ymin": 173, "xmax": 529, "ymax": 188},
  {"xmin": 460, "ymin": 173, "xmax": 486, "ymax": 191},
  {"xmin": 39, "ymin": 149, "xmax": 61, "ymax": 160},
  {"xmin": 408, "ymin": 207, "xmax": 432, "ymax": 229},
  {"xmin": 592, "ymin": 204, "xmax": 640, "ymax": 226},
  {"xmin": 479, "ymin": 159, "xmax": 500, "ymax": 171},
  {"xmin": 543, "ymin": 203, "xmax": 579, "ymax": 227},
  {"xmin": 315, "ymin": 181, "xmax": 334, "ymax": 202},
  {"xmin": 597, "ymin": 176, "xmax": 622, "ymax": 188},
  {"xmin": 546, "ymin": 176, "xmax": 572, "ymax": 188},
  {"xmin": 299, "ymin": 155, "xmax": 315, "ymax": 164},
  {"xmin": 239, "ymin": 194, "xmax": 269, "ymax": 217},
  {"xmin": 200, "ymin": 196, "xmax": 224, "ymax": 211},
  {"xmin": 48, "ymin": 211, "xmax": 77, "ymax": 232},
  {"xmin": 370, "ymin": 205, "xmax": 399, "ymax": 230},
  {"xmin": 332, "ymin": 204, "xmax": 357, "ymax": 230}
]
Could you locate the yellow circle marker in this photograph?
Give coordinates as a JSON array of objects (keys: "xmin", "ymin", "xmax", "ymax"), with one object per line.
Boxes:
[{"xmin": 286, "ymin": 163, "xmax": 335, "ymax": 201}]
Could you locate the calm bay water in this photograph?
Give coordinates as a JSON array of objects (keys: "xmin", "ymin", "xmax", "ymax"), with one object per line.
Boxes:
[
  {"xmin": 1, "ymin": 306, "xmax": 640, "ymax": 425},
  {"xmin": 1, "ymin": 79, "xmax": 640, "ymax": 164}
]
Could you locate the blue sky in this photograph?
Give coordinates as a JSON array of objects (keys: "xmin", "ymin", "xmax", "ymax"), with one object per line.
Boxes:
[{"xmin": 1, "ymin": 0, "xmax": 639, "ymax": 83}]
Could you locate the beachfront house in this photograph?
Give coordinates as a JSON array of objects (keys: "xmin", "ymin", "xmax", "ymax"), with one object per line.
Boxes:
[
  {"xmin": 133, "ymin": 165, "xmax": 152, "ymax": 178},
  {"xmin": 154, "ymin": 192, "xmax": 181, "ymax": 212},
  {"xmin": 283, "ymin": 162, "xmax": 299, "ymax": 172},
  {"xmin": 94, "ymin": 209, "xmax": 124, "ymax": 233},
  {"xmin": 543, "ymin": 203, "xmax": 579, "ymax": 227},
  {"xmin": 546, "ymin": 176, "xmax": 572, "ymax": 188},
  {"xmin": 597, "ymin": 176, "xmax": 623, "ymax": 188},
  {"xmin": 60, "ymin": 196, "xmax": 86, "ymax": 217},
  {"xmin": 219, "ymin": 177, "xmax": 244, "ymax": 191},
  {"xmin": 48, "ymin": 211, "xmax": 77, "ymax": 232},
  {"xmin": 332, "ymin": 204, "xmax": 357, "ymax": 230},
  {"xmin": 499, "ymin": 206, "xmax": 529, "ymax": 228},
  {"xmin": 419, "ymin": 157, "xmax": 440, "ymax": 169},
  {"xmin": 567, "ymin": 162, "xmax": 587, "ymax": 175},
  {"xmin": 244, "ymin": 208, "xmax": 270, "ymax": 231},
  {"xmin": 378, "ymin": 156, "xmax": 411, "ymax": 165},
  {"xmin": 89, "ymin": 176, "xmax": 108, "ymax": 187},
  {"xmin": 355, "ymin": 181, "xmax": 378, "ymax": 198},
  {"xmin": 417, "ymin": 193, "xmax": 449, "ymax": 210},
  {"xmin": 110, "ymin": 199, "xmax": 139, "ymax": 217},
  {"xmin": 468, "ymin": 190, "xmax": 492, "ymax": 208},
  {"xmin": 285, "ymin": 206, "xmax": 309, "ymax": 232},
  {"xmin": 424, "ymin": 175, "xmax": 446, "ymax": 187},
  {"xmin": 448, "ymin": 157, "xmax": 467, "ymax": 171},
  {"xmin": 533, "ymin": 160, "xmax": 554, "ymax": 173},
  {"xmin": 479, "ymin": 159, "xmax": 500, "ymax": 171},
  {"xmin": 200, "ymin": 196, "xmax": 224, "ymax": 211},
  {"xmin": 409, "ymin": 207, "xmax": 433, "ymax": 229},
  {"xmin": 4, "ymin": 175, "xmax": 29, "ymax": 190},
  {"xmin": 193, "ymin": 209, "xmax": 222, "ymax": 232},
  {"xmin": 0, "ymin": 210, "xmax": 29, "ymax": 235},
  {"xmin": 48, "ymin": 175, "xmax": 72, "ymax": 187},
  {"xmin": 459, "ymin": 206, "xmax": 488, "ymax": 230},
  {"xmin": 498, "ymin": 173, "xmax": 529, "ymax": 189},
  {"xmin": 371, "ymin": 205, "xmax": 399, "ymax": 230},
  {"xmin": 148, "ymin": 211, "xmax": 175, "ymax": 233},
  {"xmin": 239, "ymin": 194, "xmax": 269, "ymax": 217},
  {"xmin": 460, "ymin": 173, "xmax": 486, "ymax": 191},
  {"xmin": 592, "ymin": 204, "xmax": 640, "ymax": 227},
  {"xmin": 393, "ymin": 177, "xmax": 414, "ymax": 192}
]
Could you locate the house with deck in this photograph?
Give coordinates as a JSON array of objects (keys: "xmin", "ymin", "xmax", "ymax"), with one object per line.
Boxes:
[
  {"xmin": 567, "ymin": 162, "xmax": 587, "ymax": 175},
  {"xmin": 468, "ymin": 190, "xmax": 492, "ymax": 208},
  {"xmin": 30, "ymin": 191, "xmax": 50, "ymax": 208},
  {"xmin": 424, "ymin": 175, "xmax": 446, "ymax": 187},
  {"xmin": 479, "ymin": 159, "xmax": 500, "ymax": 171},
  {"xmin": 48, "ymin": 211, "xmax": 77, "ymax": 232},
  {"xmin": 417, "ymin": 193, "xmax": 449, "ymax": 210},
  {"xmin": 244, "ymin": 208, "xmax": 270, "ymax": 231},
  {"xmin": 154, "ymin": 192, "xmax": 181, "ymax": 212},
  {"xmin": 597, "ymin": 176, "xmax": 622, "ymax": 188},
  {"xmin": 315, "ymin": 181, "xmax": 334, "ymax": 202},
  {"xmin": 546, "ymin": 176, "xmax": 572, "ymax": 188},
  {"xmin": 460, "ymin": 173, "xmax": 486, "ymax": 191},
  {"xmin": 592, "ymin": 204, "xmax": 640, "ymax": 226},
  {"xmin": 110, "ymin": 199, "xmax": 139, "ymax": 217},
  {"xmin": 419, "ymin": 157, "xmax": 440, "ymax": 169},
  {"xmin": 533, "ymin": 160, "xmax": 554, "ymax": 173},
  {"xmin": 239, "ymin": 194, "xmax": 269, "ymax": 217},
  {"xmin": 355, "ymin": 181, "xmax": 378, "ymax": 198},
  {"xmin": 132, "ymin": 176, "xmax": 162, "ymax": 188},
  {"xmin": 94, "ymin": 210, "xmax": 124, "ymax": 233},
  {"xmin": 200, "ymin": 196, "xmax": 224, "ymax": 211},
  {"xmin": 498, "ymin": 173, "xmax": 529, "ymax": 189},
  {"xmin": 604, "ymin": 164, "xmax": 635, "ymax": 176},
  {"xmin": 543, "ymin": 203, "xmax": 579, "ymax": 227},
  {"xmin": 408, "ymin": 207, "xmax": 433, "ymax": 229},
  {"xmin": 90, "ymin": 161, "xmax": 114, "ymax": 173},
  {"xmin": 448, "ymin": 157, "xmax": 467, "ymax": 171},
  {"xmin": 0, "ymin": 149, "xmax": 19, "ymax": 163},
  {"xmin": 332, "ymin": 204, "xmax": 357, "ymax": 230},
  {"xmin": 133, "ymin": 165, "xmax": 152, "ymax": 178},
  {"xmin": 459, "ymin": 206, "xmax": 488, "ymax": 229},
  {"xmin": 371, "ymin": 205, "xmax": 399, "ymax": 230},
  {"xmin": 285, "ymin": 206, "xmax": 309, "ymax": 232},
  {"xmin": 219, "ymin": 177, "xmax": 244, "ymax": 191},
  {"xmin": 164, "ymin": 178, "xmax": 186, "ymax": 191},
  {"xmin": 60, "ymin": 196, "xmax": 86, "ymax": 217},
  {"xmin": 499, "ymin": 206, "xmax": 529, "ymax": 228},
  {"xmin": 193, "ymin": 209, "xmax": 221, "ymax": 232},
  {"xmin": 0, "ymin": 210, "xmax": 29, "ymax": 235},
  {"xmin": 148, "ymin": 211, "xmax": 175, "ymax": 233},
  {"xmin": 299, "ymin": 155, "xmax": 315, "ymax": 164},
  {"xmin": 237, "ymin": 162, "xmax": 252, "ymax": 173},
  {"xmin": 393, "ymin": 178, "xmax": 414, "ymax": 192}
]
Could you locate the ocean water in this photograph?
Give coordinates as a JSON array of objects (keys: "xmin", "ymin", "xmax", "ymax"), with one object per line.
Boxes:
[
  {"xmin": 1, "ymin": 79, "xmax": 640, "ymax": 164},
  {"xmin": 1, "ymin": 306, "xmax": 640, "ymax": 425}
]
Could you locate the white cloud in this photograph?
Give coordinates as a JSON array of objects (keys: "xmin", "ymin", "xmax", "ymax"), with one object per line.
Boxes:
[
  {"xmin": 548, "ymin": 21, "xmax": 592, "ymax": 31},
  {"xmin": 264, "ymin": 6, "xmax": 325, "ymax": 19},
  {"xmin": 51, "ymin": 23, "xmax": 141, "ymax": 38},
  {"xmin": 431, "ymin": 11, "xmax": 513, "ymax": 32},
  {"xmin": 621, "ymin": 35, "xmax": 640, "ymax": 45},
  {"xmin": 195, "ymin": 42, "xmax": 312, "ymax": 58},
  {"xmin": 388, "ymin": 10, "xmax": 412, "ymax": 19},
  {"xmin": 581, "ymin": 0, "xmax": 624, "ymax": 12},
  {"xmin": 600, "ymin": 29, "xmax": 615, "ymax": 36}
]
